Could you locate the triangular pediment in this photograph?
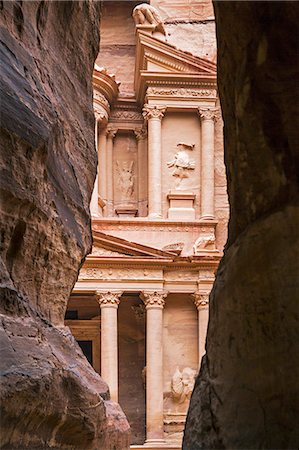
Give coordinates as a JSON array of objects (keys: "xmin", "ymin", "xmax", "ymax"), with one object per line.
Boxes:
[
  {"xmin": 89, "ymin": 230, "xmax": 177, "ymax": 259},
  {"xmin": 136, "ymin": 30, "xmax": 217, "ymax": 77}
]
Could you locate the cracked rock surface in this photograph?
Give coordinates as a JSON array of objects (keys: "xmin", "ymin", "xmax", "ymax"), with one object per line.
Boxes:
[
  {"xmin": 0, "ymin": 1, "xmax": 130, "ymax": 448},
  {"xmin": 184, "ymin": 2, "xmax": 299, "ymax": 449}
]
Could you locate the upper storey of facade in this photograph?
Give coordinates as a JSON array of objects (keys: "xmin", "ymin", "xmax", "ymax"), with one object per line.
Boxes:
[{"xmin": 89, "ymin": 0, "xmax": 228, "ymax": 256}]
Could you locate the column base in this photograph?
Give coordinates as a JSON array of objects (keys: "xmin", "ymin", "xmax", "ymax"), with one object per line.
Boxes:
[
  {"xmin": 148, "ymin": 213, "xmax": 162, "ymax": 220},
  {"xmin": 200, "ymin": 214, "xmax": 215, "ymax": 220}
]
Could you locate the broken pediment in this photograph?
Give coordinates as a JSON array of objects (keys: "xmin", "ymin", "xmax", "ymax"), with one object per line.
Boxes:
[
  {"xmin": 90, "ymin": 230, "xmax": 178, "ymax": 260},
  {"xmin": 135, "ymin": 30, "xmax": 217, "ymax": 102}
]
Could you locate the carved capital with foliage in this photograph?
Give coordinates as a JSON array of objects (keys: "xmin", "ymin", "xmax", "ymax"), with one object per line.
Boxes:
[
  {"xmin": 191, "ymin": 291, "xmax": 209, "ymax": 309},
  {"xmin": 198, "ymin": 107, "xmax": 218, "ymax": 122},
  {"xmin": 142, "ymin": 104, "xmax": 166, "ymax": 121},
  {"xmin": 141, "ymin": 290, "xmax": 168, "ymax": 309},
  {"xmin": 96, "ymin": 290, "xmax": 122, "ymax": 308}
]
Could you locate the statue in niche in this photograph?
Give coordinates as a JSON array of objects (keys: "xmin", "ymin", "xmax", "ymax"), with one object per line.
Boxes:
[
  {"xmin": 167, "ymin": 143, "xmax": 195, "ymax": 189},
  {"xmin": 115, "ymin": 160, "xmax": 134, "ymax": 199},
  {"xmin": 171, "ymin": 367, "xmax": 197, "ymax": 404},
  {"xmin": 132, "ymin": 3, "xmax": 167, "ymax": 36}
]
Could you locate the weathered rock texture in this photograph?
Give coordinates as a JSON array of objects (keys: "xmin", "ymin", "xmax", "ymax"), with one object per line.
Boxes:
[
  {"xmin": 184, "ymin": 2, "xmax": 299, "ymax": 449},
  {"xmin": 0, "ymin": 1, "xmax": 130, "ymax": 448}
]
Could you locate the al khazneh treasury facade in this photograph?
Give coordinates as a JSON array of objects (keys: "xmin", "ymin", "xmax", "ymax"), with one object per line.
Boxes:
[{"xmin": 66, "ymin": 1, "xmax": 228, "ymax": 448}]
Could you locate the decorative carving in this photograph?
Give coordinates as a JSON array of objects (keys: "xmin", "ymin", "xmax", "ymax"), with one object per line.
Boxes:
[
  {"xmin": 106, "ymin": 127, "xmax": 117, "ymax": 139},
  {"xmin": 162, "ymin": 242, "xmax": 184, "ymax": 254},
  {"xmin": 171, "ymin": 367, "xmax": 197, "ymax": 403},
  {"xmin": 131, "ymin": 303, "xmax": 146, "ymax": 320},
  {"xmin": 147, "ymin": 87, "xmax": 217, "ymax": 98},
  {"xmin": 111, "ymin": 110, "xmax": 142, "ymax": 121},
  {"xmin": 115, "ymin": 160, "xmax": 135, "ymax": 199},
  {"xmin": 134, "ymin": 129, "xmax": 147, "ymax": 141},
  {"xmin": 167, "ymin": 144, "xmax": 196, "ymax": 188},
  {"xmin": 192, "ymin": 291, "xmax": 209, "ymax": 309},
  {"xmin": 79, "ymin": 268, "xmax": 162, "ymax": 281},
  {"xmin": 91, "ymin": 247, "xmax": 124, "ymax": 257},
  {"xmin": 198, "ymin": 107, "xmax": 218, "ymax": 121},
  {"xmin": 141, "ymin": 291, "xmax": 168, "ymax": 308},
  {"xmin": 94, "ymin": 91, "xmax": 110, "ymax": 110},
  {"xmin": 132, "ymin": 3, "xmax": 167, "ymax": 36},
  {"xmin": 142, "ymin": 104, "xmax": 166, "ymax": 121},
  {"xmin": 193, "ymin": 232, "xmax": 216, "ymax": 253},
  {"xmin": 96, "ymin": 290, "xmax": 122, "ymax": 306}
]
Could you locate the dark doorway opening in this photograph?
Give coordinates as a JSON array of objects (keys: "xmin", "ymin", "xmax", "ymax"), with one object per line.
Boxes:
[{"xmin": 78, "ymin": 340, "xmax": 93, "ymax": 366}]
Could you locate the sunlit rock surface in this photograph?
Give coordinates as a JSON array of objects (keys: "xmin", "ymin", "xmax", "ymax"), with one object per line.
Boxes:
[
  {"xmin": 184, "ymin": 2, "xmax": 299, "ymax": 449},
  {"xmin": 0, "ymin": 1, "xmax": 130, "ymax": 448}
]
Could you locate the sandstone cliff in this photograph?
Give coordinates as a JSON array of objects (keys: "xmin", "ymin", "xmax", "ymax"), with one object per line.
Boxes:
[
  {"xmin": 184, "ymin": 2, "xmax": 299, "ymax": 449},
  {"xmin": 0, "ymin": 1, "xmax": 130, "ymax": 448}
]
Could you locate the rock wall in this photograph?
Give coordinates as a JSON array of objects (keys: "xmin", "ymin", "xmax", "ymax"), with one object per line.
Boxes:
[
  {"xmin": 184, "ymin": 2, "xmax": 299, "ymax": 449},
  {"xmin": 0, "ymin": 1, "xmax": 130, "ymax": 448}
]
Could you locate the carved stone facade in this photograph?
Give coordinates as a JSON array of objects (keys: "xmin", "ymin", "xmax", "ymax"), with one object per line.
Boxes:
[{"xmin": 66, "ymin": 1, "xmax": 228, "ymax": 449}]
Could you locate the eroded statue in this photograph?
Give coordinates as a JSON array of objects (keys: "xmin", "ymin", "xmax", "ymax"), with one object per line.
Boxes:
[
  {"xmin": 116, "ymin": 160, "xmax": 134, "ymax": 199},
  {"xmin": 167, "ymin": 143, "xmax": 195, "ymax": 188},
  {"xmin": 193, "ymin": 232, "xmax": 216, "ymax": 254},
  {"xmin": 171, "ymin": 367, "xmax": 197, "ymax": 404},
  {"xmin": 132, "ymin": 3, "xmax": 167, "ymax": 36}
]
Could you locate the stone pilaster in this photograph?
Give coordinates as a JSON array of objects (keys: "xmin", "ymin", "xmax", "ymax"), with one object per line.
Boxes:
[
  {"xmin": 135, "ymin": 128, "xmax": 148, "ymax": 217},
  {"xmin": 142, "ymin": 105, "xmax": 166, "ymax": 219},
  {"xmin": 97, "ymin": 290, "xmax": 122, "ymax": 402},
  {"xmin": 198, "ymin": 107, "xmax": 218, "ymax": 219},
  {"xmin": 141, "ymin": 290, "xmax": 168, "ymax": 444},
  {"xmin": 106, "ymin": 127, "xmax": 117, "ymax": 217},
  {"xmin": 192, "ymin": 291, "xmax": 209, "ymax": 367}
]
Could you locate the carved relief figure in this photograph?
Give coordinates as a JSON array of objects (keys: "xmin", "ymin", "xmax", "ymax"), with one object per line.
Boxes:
[
  {"xmin": 193, "ymin": 231, "xmax": 216, "ymax": 254},
  {"xmin": 132, "ymin": 3, "xmax": 167, "ymax": 36},
  {"xmin": 167, "ymin": 143, "xmax": 195, "ymax": 188},
  {"xmin": 115, "ymin": 160, "xmax": 134, "ymax": 199},
  {"xmin": 171, "ymin": 367, "xmax": 197, "ymax": 404}
]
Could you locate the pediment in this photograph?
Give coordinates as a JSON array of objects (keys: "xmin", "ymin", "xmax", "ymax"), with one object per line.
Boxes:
[
  {"xmin": 90, "ymin": 230, "xmax": 177, "ymax": 259},
  {"xmin": 135, "ymin": 31, "xmax": 217, "ymax": 77}
]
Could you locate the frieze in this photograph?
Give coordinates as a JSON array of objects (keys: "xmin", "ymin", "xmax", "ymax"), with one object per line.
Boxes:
[
  {"xmin": 79, "ymin": 267, "xmax": 162, "ymax": 281},
  {"xmin": 147, "ymin": 87, "xmax": 217, "ymax": 98},
  {"xmin": 164, "ymin": 271, "xmax": 198, "ymax": 281},
  {"xmin": 110, "ymin": 110, "xmax": 143, "ymax": 121}
]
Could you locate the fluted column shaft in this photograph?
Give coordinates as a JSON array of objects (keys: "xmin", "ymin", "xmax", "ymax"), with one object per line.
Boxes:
[
  {"xmin": 106, "ymin": 128, "xmax": 117, "ymax": 217},
  {"xmin": 199, "ymin": 108, "xmax": 217, "ymax": 219},
  {"xmin": 192, "ymin": 291, "xmax": 209, "ymax": 367},
  {"xmin": 141, "ymin": 290, "xmax": 168, "ymax": 444},
  {"xmin": 97, "ymin": 290, "xmax": 122, "ymax": 402},
  {"xmin": 143, "ymin": 105, "xmax": 166, "ymax": 219}
]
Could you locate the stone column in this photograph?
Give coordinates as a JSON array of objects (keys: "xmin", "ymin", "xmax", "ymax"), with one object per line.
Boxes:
[
  {"xmin": 141, "ymin": 290, "xmax": 168, "ymax": 444},
  {"xmin": 192, "ymin": 291, "xmax": 209, "ymax": 366},
  {"xmin": 90, "ymin": 117, "xmax": 100, "ymax": 216},
  {"xmin": 106, "ymin": 128, "xmax": 117, "ymax": 217},
  {"xmin": 96, "ymin": 290, "xmax": 122, "ymax": 402},
  {"xmin": 198, "ymin": 107, "xmax": 217, "ymax": 219},
  {"xmin": 98, "ymin": 125, "xmax": 107, "ymax": 215},
  {"xmin": 135, "ymin": 128, "xmax": 147, "ymax": 216},
  {"xmin": 142, "ymin": 105, "xmax": 166, "ymax": 219}
]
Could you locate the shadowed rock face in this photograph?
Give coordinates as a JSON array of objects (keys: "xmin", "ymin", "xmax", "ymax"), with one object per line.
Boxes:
[
  {"xmin": 0, "ymin": 1, "xmax": 130, "ymax": 448},
  {"xmin": 184, "ymin": 2, "xmax": 299, "ymax": 449}
]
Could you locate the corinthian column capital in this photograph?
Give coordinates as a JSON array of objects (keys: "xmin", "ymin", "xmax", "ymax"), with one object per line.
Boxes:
[
  {"xmin": 141, "ymin": 291, "xmax": 168, "ymax": 309},
  {"xmin": 96, "ymin": 290, "xmax": 122, "ymax": 307},
  {"xmin": 191, "ymin": 291, "xmax": 209, "ymax": 310},
  {"xmin": 134, "ymin": 128, "xmax": 147, "ymax": 141},
  {"xmin": 198, "ymin": 107, "xmax": 218, "ymax": 121},
  {"xmin": 142, "ymin": 104, "xmax": 166, "ymax": 121},
  {"xmin": 106, "ymin": 127, "xmax": 117, "ymax": 139}
]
